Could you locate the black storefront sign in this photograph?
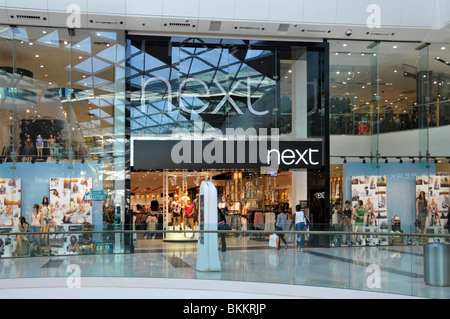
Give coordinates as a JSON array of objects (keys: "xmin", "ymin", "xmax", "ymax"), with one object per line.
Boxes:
[{"xmin": 133, "ymin": 139, "xmax": 323, "ymax": 170}]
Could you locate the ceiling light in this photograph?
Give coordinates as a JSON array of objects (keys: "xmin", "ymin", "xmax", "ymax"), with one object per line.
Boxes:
[
  {"xmin": 441, "ymin": 46, "xmax": 446, "ymax": 50},
  {"xmin": 343, "ymin": 43, "xmax": 348, "ymax": 47},
  {"xmin": 393, "ymin": 45, "xmax": 398, "ymax": 49}
]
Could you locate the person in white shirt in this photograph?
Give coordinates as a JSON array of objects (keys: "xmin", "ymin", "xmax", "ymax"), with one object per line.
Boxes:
[{"xmin": 290, "ymin": 203, "xmax": 307, "ymax": 251}]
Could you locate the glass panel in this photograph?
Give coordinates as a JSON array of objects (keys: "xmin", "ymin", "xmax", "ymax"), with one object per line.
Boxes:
[
  {"xmin": 127, "ymin": 38, "xmax": 325, "ymax": 141},
  {"xmin": 0, "ymin": 25, "xmax": 125, "ymax": 257}
]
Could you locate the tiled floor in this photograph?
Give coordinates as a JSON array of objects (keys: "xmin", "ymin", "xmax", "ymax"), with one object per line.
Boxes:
[{"xmin": 0, "ymin": 235, "xmax": 449, "ymax": 299}]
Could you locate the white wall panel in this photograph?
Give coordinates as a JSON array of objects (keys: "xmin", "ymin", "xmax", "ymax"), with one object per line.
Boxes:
[
  {"xmin": 268, "ymin": 0, "xmax": 303, "ymax": 23},
  {"xmin": 302, "ymin": 0, "xmax": 337, "ymax": 25},
  {"xmin": 373, "ymin": 0, "xmax": 403, "ymax": 27},
  {"xmin": 126, "ymin": 0, "xmax": 162, "ymax": 16},
  {"xmin": 5, "ymin": 0, "xmax": 46, "ymax": 11},
  {"xmin": 0, "ymin": 0, "xmax": 448, "ymax": 42},
  {"xmin": 335, "ymin": 0, "xmax": 370, "ymax": 26},
  {"xmin": 400, "ymin": 0, "xmax": 436, "ymax": 28},
  {"xmin": 48, "ymin": 0, "xmax": 88, "ymax": 13},
  {"xmin": 162, "ymin": 0, "xmax": 199, "ymax": 18},
  {"xmin": 87, "ymin": 0, "xmax": 125, "ymax": 15},
  {"xmin": 198, "ymin": 0, "xmax": 234, "ymax": 21},
  {"xmin": 234, "ymin": 0, "xmax": 270, "ymax": 21}
]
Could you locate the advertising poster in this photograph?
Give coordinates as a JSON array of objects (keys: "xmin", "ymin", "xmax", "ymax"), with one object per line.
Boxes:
[
  {"xmin": 351, "ymin": 176, "xmax": 388, "ymax": 229},
  {"xmin": 49, "ymin": 177, "xmax": 93, "ymax": 225},
  {"xmin": 416, "ymin": 175, "xmax": 449, "ymax": 230},
  {"xmin": 0, "ymin": 178, "xmax": 21, "ymax": 257}
]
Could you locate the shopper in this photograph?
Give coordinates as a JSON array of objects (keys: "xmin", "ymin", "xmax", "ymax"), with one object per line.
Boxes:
[
  {"xmin": 217, "ymin": 208, "xmax": 229, "ymax": 252},
  {"xmin": 275, "ymin": 207, "xmax": 288, "ymax": 250},
  {"xmin": 341, "ymin": 200, "xmax": 352, "ymax": 246},
  {"xmin": 290, "ymin": 203, "xmax": 306, "ymax": 252},
  {"xmin": 30, "ymin": 204, "xmax": 41, "ymax": 256},
  {"xmin": 16, "ymin": 216, "xmax": 29, "ymax": 255}
]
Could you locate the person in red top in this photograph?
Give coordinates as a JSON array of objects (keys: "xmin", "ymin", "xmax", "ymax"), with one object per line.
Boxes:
[
  {"xmin": 358, "ymin": 121, "xmax": 368, "ymax": 135},
  {"xmin": 184, "ymin": 199, "xmax": 195, "ymax": 233}
]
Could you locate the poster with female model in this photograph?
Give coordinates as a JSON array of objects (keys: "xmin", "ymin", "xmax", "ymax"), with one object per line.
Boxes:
[
  {"xmin": 0, "ymin": 178, "xmax": 21, "ymax": 257},
  {"xmin": 49, "ymin": 177, "xmax": 92, "ymax": 225},
  {"xmin": 351, "ymin": 176, "xmax": 388, "ymax": 226},
  {"xmin": 415, "ymin": 176, "xmax": 449, "ymax": 238},
  {"xmin": 351, "ymin": 176, "xmax": 388, "ymax": 245}
]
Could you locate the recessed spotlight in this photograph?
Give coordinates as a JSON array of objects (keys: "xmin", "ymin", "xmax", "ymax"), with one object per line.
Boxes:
[
  {"xmin": 343, "ymin": 43, "xmax": 348, "ymax": 47},
  {"xmin": 441, "ymin": 46, "xmax": 446, "ymax": 50},
  {"xmin": 35, "ymin": 54, "xmax": 39, "ymax": 58},
  {"xmin": 393, "ymin": 45, "xmax": 398, "ymax": 49}
]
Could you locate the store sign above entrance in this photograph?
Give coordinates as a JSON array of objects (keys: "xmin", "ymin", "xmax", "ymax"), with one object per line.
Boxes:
[{"xmin": 133, "ymin": 138, "xmax": 323, "ymax": 171}]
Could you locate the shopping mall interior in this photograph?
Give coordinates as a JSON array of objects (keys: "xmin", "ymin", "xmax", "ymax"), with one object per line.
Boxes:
[{"xmin": 0, "ymin": 0, "xmax": 449, "ymax": 300}]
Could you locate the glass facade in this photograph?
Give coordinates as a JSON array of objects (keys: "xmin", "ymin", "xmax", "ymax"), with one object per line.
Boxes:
[
  {"xmin": 125, "ymin": 36, "xmax": 330, "ymax": 241},
  {"xmin": 329, "ymin": 39, "xmax": 450, "ymax": 240},
  {"xmin": 0, "ymin": 26, "xmax": 125, "ymax": 256},
  {"xmin": 0, "ymin": 21, "xmax": 448, "ymax": 299},
  {"xmin": 0, "ymin": 24, "xmax": 448, "ymax": 258}
]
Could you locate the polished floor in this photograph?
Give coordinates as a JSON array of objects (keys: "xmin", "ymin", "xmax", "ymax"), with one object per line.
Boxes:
[{"xmin": 0, "ymin": 235, "xmax": 449, "ymax": 299}]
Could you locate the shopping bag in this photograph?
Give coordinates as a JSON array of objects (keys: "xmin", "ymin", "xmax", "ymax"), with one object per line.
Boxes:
[{"xmin": 269, "ymin": 233, "xmax": 278, "ymax": 248}]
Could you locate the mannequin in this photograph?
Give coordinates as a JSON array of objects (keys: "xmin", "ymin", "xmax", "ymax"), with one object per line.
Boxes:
[
  {"xmin": 36, "ymin": 135, "xmax": 43, "ymax": 159},
  {"xmin": 183, "ymin": 199, "xmax": 195, "ymax": 236},
  {"xmin": 171, "ymin": 193, "xmax": 181, "ymax": 229},
  {"xmin": 48, "ymin": 134, "xmax": 55, "ymax": 157},
  {"xmin": 353, "ymin": 200, "xmax": 366, "ymax": 244},
  {"xmin": 40, "ymin": 196, "xmax": 52, "ymax": 245},
  {"xmin": 180, "ymin": 190, "xmax": 190, "ymax": 229}
]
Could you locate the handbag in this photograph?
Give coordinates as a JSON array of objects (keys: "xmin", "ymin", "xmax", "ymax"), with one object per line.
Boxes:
[
  {"xmin": 218, "ymin": 222, "xmax": 231, "ymax": 231},
  {"xmin": 269, "ymin": 233, "xmax": 279, "ymax": 248}
]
